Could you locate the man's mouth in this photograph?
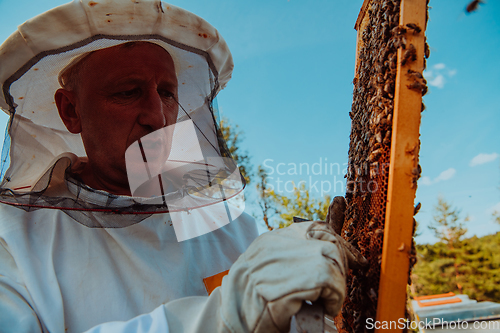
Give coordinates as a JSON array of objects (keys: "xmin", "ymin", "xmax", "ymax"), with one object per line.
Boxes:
[{"xmin": 139, "ymin": 138, "xmax": 163, "ymax": 152}]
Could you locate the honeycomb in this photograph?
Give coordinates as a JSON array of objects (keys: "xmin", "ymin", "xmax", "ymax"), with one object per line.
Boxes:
[{"xmin": 336, "ymin": 0, "xmax": 428, "ymax": 331}]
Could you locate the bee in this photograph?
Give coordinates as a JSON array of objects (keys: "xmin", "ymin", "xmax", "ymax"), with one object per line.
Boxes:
[
  {"xmin": 407, "ymin": 69, "xmax": 426, "ymax": 83},
  {"xmin": 405, "ymin": 23, "xmax": 421, "ymax": 34},
  {"xmin": 413, "ymin": 202, "xmax": 421, "ymax": 215},
  {"xmin": 411, "ymin": 167, "xmax": 422, "ymax": 189},
  {"xmin": 409, "ymin": 255, "xmax": 417, "ymax": 266},
  {"xmin": 411, "ymin": 177, "xmax": 418, "ymax": 189},
  {"xmin": 411, "ymin": 164, "xmax": 422, "ymax": 178},
  {"xmin": 394, "ymin": 34, "xmax": 407, "ymax": 50},
  {"xmin": 368, "ymin": 219, "xmax": 377, "ymax": 230},
  {"xmin": 351, "ymin": 275, "xmax": 359, "ymax": 287},
  {"xmin": 368, "ymin": 288, "xmax": 378, "ymax": 303},
  {"xmin": 383, "ymin": 81, "xmax": 393, "ymax": 94},
  {"xmin": 407, "ymin": 80, "xmax": 428, "ymax": 96},
  {"xmin": 401, "ymin": 44, "xmax": 417, "ymax": 66},
  {"xmin": 368, "ymin": 148, "xmax": 384, "ymax": 162},
  {"xmin": 391, "ymin": 25, "xmax": 407, "ymax": 36},
  {"xmin": 466, "ymin": 0, "xmax": 484, "ymax": 13},
  {"xmin": 353, "ymin": 312, "xmax": 364, "ymax": 326},
  {"xmin": 410, "ymin": 241, "xmax": 417, "ymax": 255}
]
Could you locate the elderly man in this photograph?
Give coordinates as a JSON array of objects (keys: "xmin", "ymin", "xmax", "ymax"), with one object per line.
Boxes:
[
  {"xmin": 0, "ymin": 1, "xmax": 362, "ymax": 332},
  {"xmin": 55, "ymin": 42, "xmax": 179, "ymax": 196}
]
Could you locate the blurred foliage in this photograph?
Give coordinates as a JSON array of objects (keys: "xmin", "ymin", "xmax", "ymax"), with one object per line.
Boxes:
[
  {"xmin": 428, "ymin": 197, "xmax": 469, "ymax": 247},
  {"xmin": 219, "ymin": 117, "xmax": 252, "ymax": 184},
  {"xmin": 270, "ymin": 182, "xmax": 330, "ymax": 229},
  {"xmin": 493, "ymin": 211, "xmax": 500, "ymax": 225},
  {"xmin": 220, "ymin": 118, "xmax": 331, "ymax": 230},
  {"xmin": 412, "ymin": 197, "xmax": 500, "ymax": 302},
  {"xmin": 255, "ymin": 168, "xmax": 331, "ymax": 229},
  {"xmin": 412, "ymin": 232, "xmax": 500, "ymax": 302}
]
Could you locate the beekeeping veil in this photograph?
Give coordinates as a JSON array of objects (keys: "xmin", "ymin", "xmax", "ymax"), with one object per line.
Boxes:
[{"xmin": 0, "ymin": 0, "xmax": 245, "ymax": 241}]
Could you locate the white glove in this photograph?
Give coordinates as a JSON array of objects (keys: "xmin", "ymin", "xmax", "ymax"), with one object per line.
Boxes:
[{"xmin": 163, "ymin": 221, "xmax": 354, "ymax": 333}]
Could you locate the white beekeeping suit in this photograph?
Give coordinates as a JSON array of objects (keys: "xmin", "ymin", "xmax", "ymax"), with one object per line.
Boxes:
[{"xmin": 0, "ymin": 1, "xmax": 357, "ymax": 332}]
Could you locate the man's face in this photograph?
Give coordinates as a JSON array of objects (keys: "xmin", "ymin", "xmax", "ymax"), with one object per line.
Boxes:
[{"xmin": 56, "ymin": 42, "xmax": 179, "ymax": 194}]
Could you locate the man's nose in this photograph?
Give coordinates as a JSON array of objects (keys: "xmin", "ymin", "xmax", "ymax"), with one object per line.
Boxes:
[{"xmin": 138, "ymin": 89, "xmax": 167, "ymax": 131}]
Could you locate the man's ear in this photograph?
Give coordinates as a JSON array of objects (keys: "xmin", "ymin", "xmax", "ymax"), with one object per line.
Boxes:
[{"xmin": 55, "ymin": 88, "xmax": 82, "ymax": 134}]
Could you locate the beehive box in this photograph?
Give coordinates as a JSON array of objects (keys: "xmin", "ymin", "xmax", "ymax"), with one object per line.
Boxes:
[{"xmin": 336, "ymin": 0, "xmax": 429, "ymax": 332}]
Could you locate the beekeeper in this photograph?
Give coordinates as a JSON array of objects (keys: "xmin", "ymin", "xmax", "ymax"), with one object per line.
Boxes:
[{"xmin": 0, "ymin": 1, "xmax": 362, "ymax": 332}]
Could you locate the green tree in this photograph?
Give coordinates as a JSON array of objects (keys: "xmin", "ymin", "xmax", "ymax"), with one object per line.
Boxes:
[
  {"xmin": 219, "ymin": 117, "xmax": 252, "ymax": 184},
  {"xmin": 412, "ymin": 198, "xmax": 472, "ymax": 296},
  {"xmin": 270, "ymin": 182, "xmax": 331, "ymax": 228},
  {"xmin": 427, "ymin": 197, "xmax": 469, "ymax": 293},
  {"xmin": 219, "ymin": 119, "xmax": 331, "ymax": 230},
  {"xmin": 428, "ymin": 197, "xmax": 469, "ymax": 248}
]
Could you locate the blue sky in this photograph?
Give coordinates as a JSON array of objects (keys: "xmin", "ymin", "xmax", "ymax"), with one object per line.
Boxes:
[{"xmin": 0, "ymin": 0, "xmax": 498, "ymax": 243}]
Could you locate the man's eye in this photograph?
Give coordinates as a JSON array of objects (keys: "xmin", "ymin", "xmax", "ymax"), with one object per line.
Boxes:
[
  {"xmin": 116, "ymin": 89, "xmax": 139, "ymax": 98},
  {"xmin": 159, "ymin": 90, "xmax": 175, "ymax": 99}
]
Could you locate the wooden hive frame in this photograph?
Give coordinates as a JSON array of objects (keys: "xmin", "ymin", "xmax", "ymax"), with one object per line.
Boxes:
[{"xmin": 338, "ymin": 0, "xmax": 428, "ymax": 332}]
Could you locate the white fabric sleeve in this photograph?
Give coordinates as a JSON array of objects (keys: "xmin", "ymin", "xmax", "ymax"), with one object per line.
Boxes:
[
  {"xmin": 84, "ymin": 294, "xmax": 226, "ymax": 333},
  {"xmin": 83, "ymin": 304, "xmax": 170, "ymax": 333},
  {"xmin": 0, "ymin": 241, "xmax": 44, "ymax": 332}
]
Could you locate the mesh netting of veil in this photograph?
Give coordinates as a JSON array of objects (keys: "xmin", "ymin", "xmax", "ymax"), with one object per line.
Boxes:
[{"xmin": 0, "ymin": 36, "xmax": 246, "ymax": 235}]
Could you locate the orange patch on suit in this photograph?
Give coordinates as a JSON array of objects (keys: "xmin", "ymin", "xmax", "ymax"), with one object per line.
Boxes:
[{"xmin": 203, "ymin": 270, "xmax": 229, "ymax": 295}]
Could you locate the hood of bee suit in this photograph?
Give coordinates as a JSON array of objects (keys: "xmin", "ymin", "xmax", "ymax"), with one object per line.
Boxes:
[{"xmin": 0, "ymin": 0, "xmax": 245, "ymax": 239}]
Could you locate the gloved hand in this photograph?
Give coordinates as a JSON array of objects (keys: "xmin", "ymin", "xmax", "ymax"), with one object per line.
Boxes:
[
  {"xmin": 326, "ymin": 196, "xmax": 368, "ymax": 270},
  {"xmin": 82, "ymin": 196, "xmax": 366, "ymax": 333},
  {"xmin": 163, "ymin": 219, "xmax": 365, "ymax": 333}
]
